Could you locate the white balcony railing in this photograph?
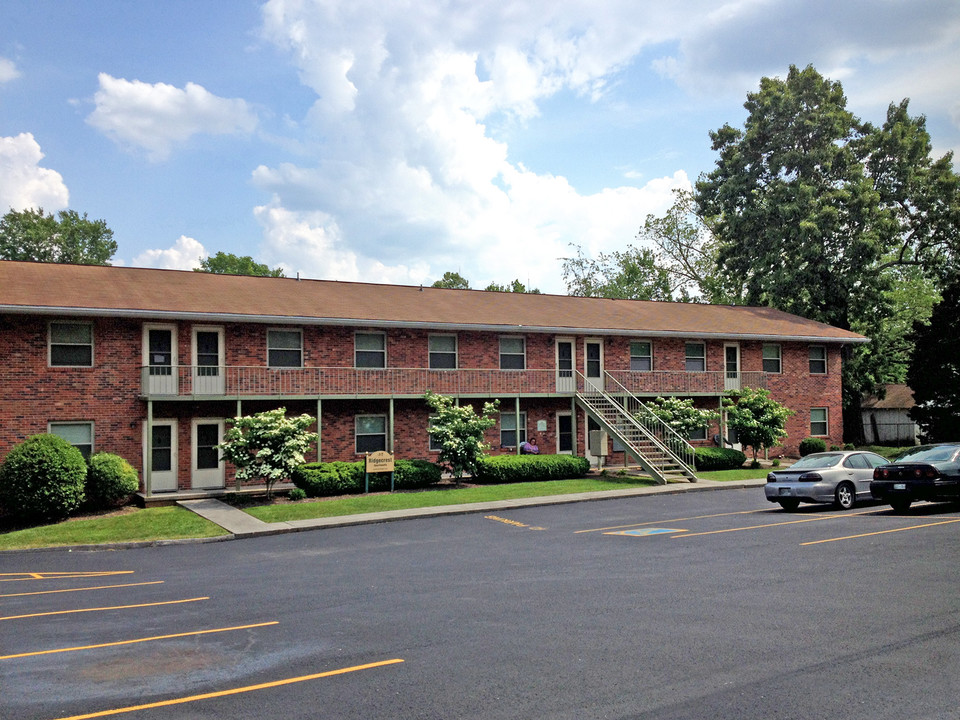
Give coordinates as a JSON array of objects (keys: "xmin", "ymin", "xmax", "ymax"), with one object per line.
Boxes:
[{"xmin": 141, "ymin": 366, "xmax": 769, "ymax": 398}]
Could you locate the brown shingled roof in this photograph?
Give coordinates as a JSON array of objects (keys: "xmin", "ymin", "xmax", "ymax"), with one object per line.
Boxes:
[
  {"xmin": 0, "ymin": 260, "xmax": 867, "ymax": 342},
  {"xmin": 862, "ymin": 384, "xmax": 916, "ymax": 409}
]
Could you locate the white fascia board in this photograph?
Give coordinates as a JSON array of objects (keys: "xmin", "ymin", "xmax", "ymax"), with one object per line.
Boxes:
[{"xmin": 0, "ymin": 305, "xmax": 870, "ymax": 344}]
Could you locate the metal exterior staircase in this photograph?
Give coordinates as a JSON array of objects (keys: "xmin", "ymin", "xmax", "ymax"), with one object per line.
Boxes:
[{"xmin": 576, "ymin": 373, "xmax": 698, "ymax": 485}]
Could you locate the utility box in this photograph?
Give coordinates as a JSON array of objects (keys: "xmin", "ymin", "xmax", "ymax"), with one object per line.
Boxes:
[{"xmin": 589, "ymin": 430, "xmax": 609, "ymax": 457}]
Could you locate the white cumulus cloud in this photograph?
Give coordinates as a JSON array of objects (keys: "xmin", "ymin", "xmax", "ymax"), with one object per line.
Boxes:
[
  {"xmin": 0, "ymin": 133, "xmax": 69, "ymax": 211},
  {"xmin": 0, "ymin": 57, "xmax": 20, "ymax": 84},
  {"xmin": 131, "ymin": 235, "xmax": 207, "ymax": 270},
  {"xmin": 86, "ymin": 73, "xmax": 259, "ymax": 161}
]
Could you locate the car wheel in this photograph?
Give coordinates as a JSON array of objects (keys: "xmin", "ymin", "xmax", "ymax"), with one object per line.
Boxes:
[
  {"xmin": 834, "ymin": 482, "xmax": 856, "ymax": 510},
  {"xmin": 890, "ymin": 498, "xmax": 912, "ymax": 513},
  {"xmin": 778, "ymin": 499, "xmax": 800, "ymax": 512}
]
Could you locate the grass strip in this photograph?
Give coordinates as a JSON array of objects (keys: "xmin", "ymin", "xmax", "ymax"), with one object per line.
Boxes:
[{"xmin": 0, "ymin": 507, "xmax": 228, "ymax": 550}]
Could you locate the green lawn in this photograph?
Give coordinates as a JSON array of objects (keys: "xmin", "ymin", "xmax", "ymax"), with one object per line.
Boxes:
[
  {"xmin": 697, "ymin": 467, "xmax": 773, "ymax": 482},
  {"xmin": 0, "ymin": 506, "xmax": 228, "ymax": 550}
]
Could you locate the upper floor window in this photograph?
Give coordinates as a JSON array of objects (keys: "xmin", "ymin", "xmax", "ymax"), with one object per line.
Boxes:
[
  {"xmin": 809, "ymin": 346, "xmax": 827, "ymax": 374},
  {"xmin": 268, "ymin": 329, "xmax": 303, "ymax": 368},
  {"xmin": 630, "ymin": 341, "xmax": 652, "ymax": 371},
  {"xmin": 500, "ymin": 337, "xmax": 525, "ymax": 370},
  {"xmin": 49, "ymin": 421, "xmax": 94, "ymax": 460},
  {"xmin": 762, "ymin": 344, "xmax": 782, "ymax": 374},
  {"xmin": 49, "ymin": 322, "xmax": 93, "ymax": 367},
  {"xmin": 685, "ymin": 342, "xmax": 706, "ymax": 372},
  {"xmin": 355, "ymin": 332, "xmax": 386, "ymax": 368},
  {"xmin": 429, "ymin": 335, "xmax": 457, "ymax": 370}
]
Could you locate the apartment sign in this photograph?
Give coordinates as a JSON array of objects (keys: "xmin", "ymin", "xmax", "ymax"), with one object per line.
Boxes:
[{"xmin": 365, "ymin": 451, "xmax": 395, "ymax": 473}]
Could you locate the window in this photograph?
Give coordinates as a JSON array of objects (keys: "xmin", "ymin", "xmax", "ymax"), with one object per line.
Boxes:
[
  {"xmin": 810, "ymin": 408, "xmax": 828, "ymax": 437},
  {"xmin": 268, "ymin": 329, "xmax": 302, "ymax": 368},
  {"xmin": 356, "ymin": 415, "xmax": 387, "ymax": 453},
  {"xmin": 152, "ymin": 424, "xmax": 173, "ymax": 472},
  {"xmin": 49, "ymin": 422, "xmax": 94, "ymax": 460},
  {"xmin": 195, "ymin": 423, "xmax": 221, "ymax": 470},
  {"xmin": 762, "ymin": 344, "xmax": 782, "ymax": 373},
  {"xmin": 557, "ymin": 414, "xmax": 573, "ymax": 453},
  {"xmin": 809, "ymin": 346, "xmax": 827, "ymax": 374},
  {"xmin": 500, "ymin": 412, "xmax": 527, "ymax": 447},
  {"xmin": 689, "ymin": 426, "xmax": 708, "ymax": 441},
  {"xmin": 429, "ymin": 335, "xmax": 457, "ymax": 369},
  {"xmin": 49, "ymin": 322, "xmax": 93, "ymax": 367},
  {"xmin": 685, "ymin": 342, "xmax": 706, "ymax": 372},
  {"xmin": 500, "ymin": 337, "xmax": 525, "ymax": 370},
  {"xmin": 428, "ymin": 415, "xmax": 443, "ymax": 452},
  {"xmin": 630, "ymin": 341, "xmax": 652, "ymax": 371},
  {"xmin": 355, "ymin": 333, "xmax": 386, "ymax": 368}
]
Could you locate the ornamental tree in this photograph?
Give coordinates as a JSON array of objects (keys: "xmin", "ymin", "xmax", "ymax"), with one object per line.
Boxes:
[
  {"xmin": 425, "ymin": 390, "xmax": 499, "ymax": 485},
  {"xmin": 636, "ymin": 396, "xmax": 719, "ymax": 440},
  {"xmin": 721, "ymin": 388, "xmax": 794, "ymax": 461},
  {"xmin": 218, "ymin": 408, "xmax": 318, "ymax": 498}
]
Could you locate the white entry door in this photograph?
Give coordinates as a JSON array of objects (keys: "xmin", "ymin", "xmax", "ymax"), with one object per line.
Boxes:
[
  {"xmin": 584, "ymin": 339, "xmax": 604, "ymax": 392},
  {"xmin": 146, "ymin": 420, "xmax": 178, "ymax": 492},
  {"xmin": 193, "ymin": 327, "xmax": 225, "ymax": 395},
  {"xmin": 143, "ymin": 324, "xmax": 177, "ymax": 395},
  {"xmin": 556, "ymin": 338, "xmax": 575, "ymax": 392},
  {"xmin": 724, "ymin": 343, "xmax": 741, "ymax": 391},
  {"xmin": 191, "ymin": 419, "xmax": 225, "ymax": 489}
]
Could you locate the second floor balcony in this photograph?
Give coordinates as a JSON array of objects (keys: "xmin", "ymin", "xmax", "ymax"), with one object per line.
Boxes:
[{"xmin": 141, "ymin": 365, "xmax": 769, "ymax": 400}]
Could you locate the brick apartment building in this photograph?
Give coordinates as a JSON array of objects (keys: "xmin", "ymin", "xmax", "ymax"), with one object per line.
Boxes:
[{"xmin": 0, "ymin": 260, "xmax": 866, "ymax": 497}]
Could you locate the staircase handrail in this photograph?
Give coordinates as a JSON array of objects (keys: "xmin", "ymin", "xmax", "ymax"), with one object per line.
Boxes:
[{"xmin": 600, "ymin": 372, "xmax": 697, "ymax": 475}]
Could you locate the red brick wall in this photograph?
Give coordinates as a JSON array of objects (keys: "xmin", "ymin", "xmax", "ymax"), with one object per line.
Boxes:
[{"xmin": 0, "ymin": 314, "xmax": 849, "ymax": 491}]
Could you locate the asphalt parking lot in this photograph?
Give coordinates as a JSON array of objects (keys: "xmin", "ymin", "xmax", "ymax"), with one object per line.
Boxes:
[{"xmin": 3, "ymin": 489, "xmax": 960, "ymax": 720}]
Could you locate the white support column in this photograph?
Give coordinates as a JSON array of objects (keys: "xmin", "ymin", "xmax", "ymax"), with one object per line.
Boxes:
[
  {"xmin": 145, "ymin": 400, "xmax": 153, "ymax": 497},
  {"xmin": 317, "ymin": 398, "xmax": 322, "ymax": 462}
]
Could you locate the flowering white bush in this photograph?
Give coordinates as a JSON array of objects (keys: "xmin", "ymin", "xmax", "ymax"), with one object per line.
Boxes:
[
  {"xmin": 218, "ymin": 408, "xmax": 318, "ymax": 498},
  {"xmin": 425, "ymin": 390, "xmax": 499, "ymax": 485},
  {"xmin": 636, "ymin": 396, "xmax": 719, "ymax": 440}
]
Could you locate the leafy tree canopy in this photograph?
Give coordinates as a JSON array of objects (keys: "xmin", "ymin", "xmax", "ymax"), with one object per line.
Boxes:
[
  {"xmin": 906, "ymin": 279, "xmax": 960, "ymax": 442},
  {"xmin": 431, "ymin": 271, "xmax": 471, "ymax": 289},
  {"xmin": 722, "ymin": 388, "xmax": 794, "ymax": 461},
  {"xmin": 0, "ymin": 207, "xmax": 116, "ymax": 265},
  {"xmin": 196, "ymin": 251, "xmax": 285, "ymax": 277},
  {"xmin": 484, "ymin": 279, "xmax": 541, "ymax": 294},
  {"xmin": 694, "ymin": 64, "xmax": 960, "ymax": 440},
  {"xmin": 636, "ymin": 396, "xmax": 719, "ymax": 441},
  {"xmin": 218, "ymin": 408, "xmax": 317, "ymax": 498},
  {"xmin": 425, "ymin": 391, "xmax": 499, "ymax": 484},
  {"xmin": 562, "ymin": 244, "xmax": 673, "ymax": 301}
]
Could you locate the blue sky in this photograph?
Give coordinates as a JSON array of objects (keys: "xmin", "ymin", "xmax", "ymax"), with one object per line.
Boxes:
[{"xmin": 2, "ymin": 1, "xmax": 958, "ymax": 294}]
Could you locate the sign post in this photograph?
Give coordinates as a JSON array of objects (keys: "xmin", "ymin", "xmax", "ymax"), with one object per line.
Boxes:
[{"xmin": 365, "ymin": 451, "xmax": 396, "ymax": 493}]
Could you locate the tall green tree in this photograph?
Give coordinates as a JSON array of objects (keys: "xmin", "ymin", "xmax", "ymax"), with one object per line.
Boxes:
[
  {"xmin": 561, "ymin": 245, "xmax": 673, "ymax": 300},
  {"xmin": 196, "ymin": 251, "xmax": 285, "ymax": 277},
  {"xmin": 694, "ymin": 64, "xmax": 960, "ymax": 441},
  {"xmin": 484, "ymin": 279, "xmax": 541, "ymax": 294},
  {"xmin": 906, "ymin": 278, "xmax": 960, "ymax": 442},
  {"xmin": 0, "ymin": 207, "xmax": 116, "ymax": 265},
  {"xmin": 431, "ymin": 271, "xmax": 470, "ymax": 289}
]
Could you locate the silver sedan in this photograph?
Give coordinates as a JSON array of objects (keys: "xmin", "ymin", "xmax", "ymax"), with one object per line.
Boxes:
[{"xmin": 765, "ymin": 450, "xmax": 889, "ymax": 511}]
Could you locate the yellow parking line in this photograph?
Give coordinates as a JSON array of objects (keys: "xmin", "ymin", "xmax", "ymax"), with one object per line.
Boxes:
[
  {"xmin": 575, "ymin": 509, "xmax": 768, "ymax": 534},
  {"xmin": 0, "ymin": 572, "xmax": 134, "ymax": 583},
  {"xmin": 674, "ymin": 509, "xmax": 877, "ymax": 539},
  {"xmin": 0, "ymin": 581, "xmax": 164, "ymax": 599},
  {"xmin": 49, "ymin": 658, "xmax": 406, "ymax": 720},
  {"xmin": 0, "ymin": 621, "xmax": 279, "ymax": 660},
  {"xmin": 0, "ymin": 597, "xmax": 208, "ymax": 621},
  {"xmin": 802, "ymin": 518, "xmax": 960, "ymax": 545}
]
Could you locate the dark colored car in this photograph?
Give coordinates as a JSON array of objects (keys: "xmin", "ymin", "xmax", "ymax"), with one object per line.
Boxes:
[
  {"xmin": 870, "ymin": 443, "xmax": 960, "ymax": 512},
  {"xmin": 765, "ymin": 450, "xmax": 889, "ymax": 511}
]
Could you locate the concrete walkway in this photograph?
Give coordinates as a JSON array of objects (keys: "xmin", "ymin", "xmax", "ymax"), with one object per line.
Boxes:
[{"xmin": 179, "ymin": 478, "xmax": 768, "ymax": 540}]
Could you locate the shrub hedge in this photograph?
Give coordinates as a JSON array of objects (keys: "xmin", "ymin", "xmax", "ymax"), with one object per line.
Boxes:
[
  {"xmin": 472, "ymin": 454, "xmax": 590, "ymax": 484},
  {"xmin": 694, "ymin": 446, "xmax": 746, "ymax": 471},
  {"xmin": 0, "ymin": 434, "xmax": 87, "ymax": 522},
  {"xmin": 799, "ymin": 437, "xmax": 828, "ymax": 456},
  {"xmin": 292, "ymin": 459, "xmax": 441, "ymax": 497},
  {"xmin": 86, "ymin": 452, "xmax": 139, "ymax": 509}
]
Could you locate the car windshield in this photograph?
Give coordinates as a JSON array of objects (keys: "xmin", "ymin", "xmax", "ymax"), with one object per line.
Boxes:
[
  {"xmin": 789, "ymin": 453, "xmax": 843, "ymax": 469},
  {"xmin": 894, "ymin": 446, "xmax": 960, "ymax": 464}
]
